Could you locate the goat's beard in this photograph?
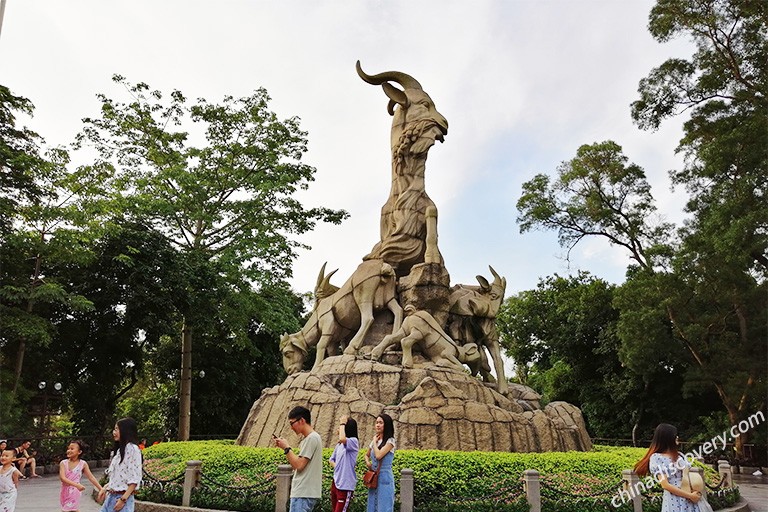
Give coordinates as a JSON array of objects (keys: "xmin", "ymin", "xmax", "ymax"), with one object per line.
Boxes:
[
  {"xmin": 395, "ymin": 119, "xmax": 443, "ymax": 158},
  {"xmin": 410, "ymin": 134, "xmax": 437, "ymax": 155}
]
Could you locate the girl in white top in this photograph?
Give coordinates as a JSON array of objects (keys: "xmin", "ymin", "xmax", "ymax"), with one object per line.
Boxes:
[
  {"xmin": 0, "ymin": 448, "xmax": 22, "ymax": 512},
  {"xmin": 97, "ymin": 418, "xmax": 143, "ymax": 512}
]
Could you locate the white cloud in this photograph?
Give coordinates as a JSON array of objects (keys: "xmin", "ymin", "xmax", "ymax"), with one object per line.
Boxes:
[{"xmin": 2, "ymin": 0, "xmax": 695, "ymax": 297}]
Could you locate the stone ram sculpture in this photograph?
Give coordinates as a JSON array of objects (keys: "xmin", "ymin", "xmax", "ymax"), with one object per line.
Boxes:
[
  {"xmin": 357, "ymin": 60, "xmax": 449, "ymax": 277},
  {"xmin": 446, "ymin": 266, "xmax": 508, "ymax": 393},
  {"xmin": 279, "ymin": 259, "xmax": 403, "ymax": 374},
  {"xmin": 370, "ymin": 304, "xmax": 481, "ymax": 371}
]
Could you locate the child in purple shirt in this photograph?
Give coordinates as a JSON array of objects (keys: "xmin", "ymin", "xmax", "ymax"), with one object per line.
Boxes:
[{"xmin": 329, "ymin": 415, "xmax": 359, "ymax": 512}]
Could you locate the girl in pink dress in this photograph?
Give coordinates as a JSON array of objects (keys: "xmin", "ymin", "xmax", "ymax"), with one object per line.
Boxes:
[{"xmin": 59, "ymin": 440, "xmax": 102, "ymax": 512}]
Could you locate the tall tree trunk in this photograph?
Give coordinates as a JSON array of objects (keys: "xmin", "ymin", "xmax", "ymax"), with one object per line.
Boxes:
[
  {"xmin": 11, "ymin": 336, "xmax": 26, "ymax": 396},
  {"xmin": 178, "ymin": 320, "xmax": 192, "ymax": 441},
  {"xmin": 12, "ymin": 248, "xmax": 44, "ymax": 396}
]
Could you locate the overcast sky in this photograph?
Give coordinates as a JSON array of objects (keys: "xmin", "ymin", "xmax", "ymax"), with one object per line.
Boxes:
[{"xmin": 2, "ymin": 0, "xmax": 694, "ymax": 298}]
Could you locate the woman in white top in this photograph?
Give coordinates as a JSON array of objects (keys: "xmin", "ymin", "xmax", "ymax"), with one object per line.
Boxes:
[{"xmin": 97, "ymin": 418, "xmax": 142, "ymax": 512}]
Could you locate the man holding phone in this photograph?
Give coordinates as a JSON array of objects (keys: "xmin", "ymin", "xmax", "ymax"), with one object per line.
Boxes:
[{"xmin": 273, "ymin": 406, "xmax": 323, "ymax": 512}]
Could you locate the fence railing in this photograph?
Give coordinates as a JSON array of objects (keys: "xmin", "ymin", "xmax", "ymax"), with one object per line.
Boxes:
[{"xmin": 158, "ymin": 458, "xmax": 736, "ymax": 512}]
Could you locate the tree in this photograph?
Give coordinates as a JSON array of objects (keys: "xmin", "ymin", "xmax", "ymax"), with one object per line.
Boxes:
[
  {"xmin": 0, "ymin": 85, "xmax": 45, "ymax": 235},
  {"xmin": 498, "ymin": 272, "xmax": 719, "ymax": 439},
  {"xmin": 148, "ymin": 281, "xmax": 304, "ymax": 437},
  {"xmin": 517, "ymin": 140, "xmax": 766, "ymax": 453},
  {"xmin": 517, "ymin": 140, "xmax": 673, "ymax": 271},
  {"xmin": 629, "ymin": 0, "xmax": 768, "ymax": 453},
  {"xmin": 39, "ymin": 221, "xmax": 187, "ymax": 434},
  {"xmin": 632, "ymin": 0, "xmax": 768, "ymax": 275},
  {"xmin": 76, "ymin": 76, "xmax": 348, "ymax": 439},
  {"xmin": 0, "ymin": 86, "xmax": 110, "ymax": 408}
]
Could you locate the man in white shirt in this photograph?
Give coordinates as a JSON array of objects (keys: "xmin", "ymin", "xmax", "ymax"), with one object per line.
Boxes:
[{"xmin": 274, "ymin": 406, "xmax": 323, "ymax": 512}]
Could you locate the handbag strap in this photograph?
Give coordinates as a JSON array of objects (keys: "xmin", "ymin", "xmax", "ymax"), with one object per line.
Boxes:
[{"xmin": 682, "ymin": 466, "xmax": 694, "ymax": 493}]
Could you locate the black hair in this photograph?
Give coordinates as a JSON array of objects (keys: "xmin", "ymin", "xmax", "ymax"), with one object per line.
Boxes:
[
  {"xmin": 288, "ymin": 406, "xmax": 312, "ymax": 425},
  {"xmin": 378, "ymin": 414, "xmax": 395, "ymax": 450},
  {"xmin": 113, "ymin": 417, "xmax": 139, "ymax": 463},
  {"xmin": 69, "ymin": 439, "xmax": 87, "ymax": 457},
  {"xmin": 634, "ymin": 423, "xmax": 679, "ymax": 476},
  {"xmin": 345, "ymin": 418, "xmax": 358, "ymax": 439}
]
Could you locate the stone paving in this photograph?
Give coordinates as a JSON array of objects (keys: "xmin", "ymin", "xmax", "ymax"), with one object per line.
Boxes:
[
  {"xmin": 13, "ymin": 467, "xmax": 766, "ymax": 512},
  {"xmin": 733, "ymin": 473, "xmax": 768, "ymax": 512},
  {"xmin": 16, "ymin": 469, "xmax": 103, "ymax": 512}
]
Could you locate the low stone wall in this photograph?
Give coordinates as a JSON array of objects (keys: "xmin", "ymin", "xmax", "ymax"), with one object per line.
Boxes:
[{"xmin": 136, "ymin": 502, "xmax": 230, "ymax": 512}]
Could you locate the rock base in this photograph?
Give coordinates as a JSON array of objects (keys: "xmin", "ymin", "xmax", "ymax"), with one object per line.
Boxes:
[{"xmin": 237, "ymin": 355, "xmax": 591, "ymax": 452}]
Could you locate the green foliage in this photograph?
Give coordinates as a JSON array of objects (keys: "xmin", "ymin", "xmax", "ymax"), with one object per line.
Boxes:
[
  {"xmin": 0, "ymin": 85, "xmax": 46, "ymax": 235},
  {"xmin": 516, "ymin": 141, "xmax": 672, "ymax": 270},
  {"xmin": 498, "ymin": 273, "xmax": 666, "ymax": 438},
  {"xmin": 139, "ymin": 442, "xmax": 728, "ymax": 512},
  {"xmin": 67, "ymin": 77, "xmax": 348, "ymax": 438},
  {"xmin": 76, "ymin": 75, "xmax": 348, "ymax": 283}
]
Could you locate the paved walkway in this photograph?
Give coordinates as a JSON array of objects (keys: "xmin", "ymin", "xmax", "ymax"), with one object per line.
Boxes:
[
  {"xmin": 733, "ymin": 473, "xmax": 768, "ymax": 512},
  {"xmin": 14, "ymin": 468, "xmax": 766, "ymax": 512},
  {"xmin": 16, "ymin": 470, "xmax": 103, "ymax": 512}
]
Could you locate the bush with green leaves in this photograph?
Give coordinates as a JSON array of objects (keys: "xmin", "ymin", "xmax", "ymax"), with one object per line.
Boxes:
[{"xmin": 138, "ymin": 442, "xmax": 734, "ymax": 512}]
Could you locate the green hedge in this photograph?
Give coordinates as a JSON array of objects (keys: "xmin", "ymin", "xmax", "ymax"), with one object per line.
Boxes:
[{"xmin": 137, "ymin": 442, "xmax": 734, "ymax": 512}]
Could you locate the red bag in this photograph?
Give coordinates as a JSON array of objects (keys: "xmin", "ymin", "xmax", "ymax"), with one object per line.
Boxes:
[{"xmin": 363, "ymin": 466, "xmax": 380, "ymax": 489}]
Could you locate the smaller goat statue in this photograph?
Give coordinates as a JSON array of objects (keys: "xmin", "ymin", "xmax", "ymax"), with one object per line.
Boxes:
[
  {"xmin": 280, "ymin": 259, "xmax": 403, "ymax": 375},
  {"xmin": 370, "ymin": 305, "xmax": 481, "ymax": 371},
  {"xmin": 446, "ymin": 266, "xmax": 508, "ymax": 394}
]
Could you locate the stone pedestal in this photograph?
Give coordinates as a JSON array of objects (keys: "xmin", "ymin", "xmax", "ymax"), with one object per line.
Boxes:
[{"xmin": 237, "ymin": 355, "xmax": 592, "ymax": 453}]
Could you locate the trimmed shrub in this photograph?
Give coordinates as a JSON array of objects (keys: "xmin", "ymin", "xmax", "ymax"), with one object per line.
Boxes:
[{"xmin": 137, "ymin": 442, "xmax": 731, "ymax": 512}]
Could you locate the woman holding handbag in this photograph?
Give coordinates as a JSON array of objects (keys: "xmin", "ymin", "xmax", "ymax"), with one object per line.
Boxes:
[
  {"xmin": 634, "ymin": 423, "xmax": 701, "ymax": 512},
  {"xmin": 365, "ymin": 414, "xmax": 396, "ymax": 512}
]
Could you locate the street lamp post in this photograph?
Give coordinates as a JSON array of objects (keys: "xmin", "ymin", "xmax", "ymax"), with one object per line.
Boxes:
[{"xmin": 36, "ymin": 381, "xmax": 62, "ymax": 435}]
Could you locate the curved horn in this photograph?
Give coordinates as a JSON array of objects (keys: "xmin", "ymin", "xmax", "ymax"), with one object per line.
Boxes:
[
  {"xmin": 488, "ymin": 265, "xmax": 501, "ymax": 282},
  {"xmin": 316, "ymin": 262, "xmax": 328, "ymax": 289},
  {"xmin": 322, "ymin": 268, "xmax": 339, "ymax": 289},
  {"xmin": 356, "ymin": 60, "xmax": 422, "ymax": 90},
  {"xmin": 386, "ymin": 99, "xmax": 397, "ymax": 116},
  {"xmin": 382, "ymin": 82, "xmax": 408, "ymax": 110}
]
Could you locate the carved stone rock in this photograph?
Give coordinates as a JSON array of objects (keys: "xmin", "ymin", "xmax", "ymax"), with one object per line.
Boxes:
[
  {"xmin": 398, "ymin": 262, "xmax": 451, "ymax": 326},
  {"xmin": 237, "ymin": 356, "xmax": 592, "ymax": 453}
]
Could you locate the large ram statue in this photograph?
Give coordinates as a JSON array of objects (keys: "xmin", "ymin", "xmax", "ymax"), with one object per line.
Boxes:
[
  {"xmin": 357, "ymin": 60, "xmax": 449, "ymax": 277},
  {"xmin": 279, "ymin": 259, "xmax": 403, "ymax": 374},
  {"xmin": 446, "ymin": 266, "xmax": 508, "ymax": 394}
]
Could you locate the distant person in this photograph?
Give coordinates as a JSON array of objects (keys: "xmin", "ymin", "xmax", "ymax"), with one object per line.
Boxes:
[
  {"xmin": 0, "ymin": 441, "xmax": 6, "ymax": 453},
  {"xmin": 97, "ymin": 418, "xmax": 142, "ymax": 512},
  {"xmin": 13, "ymin": 441, "xmax": 39, "ymax": 479},
  {"xmin": 0, "ymin": 447, "xmax": 22, "ymax": 511},
  {"xmin": 634, "ymin": 423, "xmax": 700, "ymax": 512},
  {"xmin": 59, "ymin": 440, "xmax": 103, "ymax": 512},
  {"xmin": 274, "ymin": 406, "xmax": 323, "ymax": 512},
  {"xmin": 329, "ymin": 415, "xmax": 359, "ymax": 512},
  {"xmin": 365, "ymin": 414, "xmax": 396, "ymax": 512}
]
